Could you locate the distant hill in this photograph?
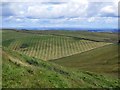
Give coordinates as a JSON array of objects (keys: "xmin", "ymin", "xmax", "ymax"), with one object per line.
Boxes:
[{"xmin": 1, "ymin": 28, "xmax": 119, "ymax": 32}]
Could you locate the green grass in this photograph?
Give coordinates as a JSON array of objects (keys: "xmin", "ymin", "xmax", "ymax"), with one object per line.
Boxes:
[
  {"xmin": 2, "ymin": 47, "xmax": 120, "ymax": 88},
  {"xmin": 0, "ymin": 47, "xmax": 2, "ymax": 88},
  {"xmin": 51, "ymin": 44, "xmax": 119, "ymax": 77}
]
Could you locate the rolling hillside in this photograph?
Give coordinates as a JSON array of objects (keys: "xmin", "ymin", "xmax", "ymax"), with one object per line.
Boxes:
[
  {"xmin": 2, "ymin": 29, "xmax": 119, "ymax": 88},
  {"xmin": 51, "ymin": 44, "xmax": 119, "ymax": 77},
  {"xmin": 2, "ymin": 47, "xmax": 120, "ymax": 88},
  {"xmin": 19, "ymin": 30, "xmax": 118, "ymax": 43}
]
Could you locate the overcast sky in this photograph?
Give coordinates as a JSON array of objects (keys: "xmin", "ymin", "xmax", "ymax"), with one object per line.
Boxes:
[{"xmin": 1, "ymin": 0, "xmax": 119, "ymax": 29}]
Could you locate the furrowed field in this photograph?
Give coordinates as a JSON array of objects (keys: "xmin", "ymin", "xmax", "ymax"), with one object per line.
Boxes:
[{"xmin": 3, "ymin": 30, "xmax": 112, "ymax": 60}]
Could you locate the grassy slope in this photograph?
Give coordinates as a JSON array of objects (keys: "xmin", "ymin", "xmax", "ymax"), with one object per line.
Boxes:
[
  {"xmin": 2, "ymin": 47, "xmax": 120, "ymax": 88},
  {"xmin": 0, "ymin": 47, "xmax": 1, "ymax": 88},
  {"xmin": 51, "ymin": 44, "xmax": 119, "ymax": 77}
]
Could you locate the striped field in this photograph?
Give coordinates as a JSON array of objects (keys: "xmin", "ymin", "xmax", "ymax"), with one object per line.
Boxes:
[{"xmin": 3, "ymin": 31, "xmax": 112, "ymax": 60}]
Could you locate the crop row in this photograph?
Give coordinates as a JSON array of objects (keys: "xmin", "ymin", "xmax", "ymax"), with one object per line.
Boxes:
[{"xmin": 8, "ymin": 35, "xmax": 111, "ymax": 60}]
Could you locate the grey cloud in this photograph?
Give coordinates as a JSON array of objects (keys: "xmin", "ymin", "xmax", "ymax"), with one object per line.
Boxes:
[{"xmin": 41, "ymin": 2, "xmax": 67, "ymax": 5}]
